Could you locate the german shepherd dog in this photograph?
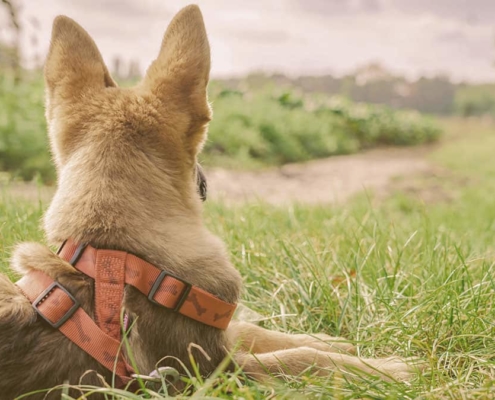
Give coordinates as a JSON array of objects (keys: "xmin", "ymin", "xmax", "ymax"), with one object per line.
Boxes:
[{"xmin": 0, "ymin": 5, "xmax": 421, "ymax": 399}]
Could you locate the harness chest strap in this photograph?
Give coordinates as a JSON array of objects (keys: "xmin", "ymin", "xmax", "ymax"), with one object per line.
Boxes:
[
  {"xmin": 15, "ymin": 270, "xmax": 133, "ymax": 387},
  {"xmin": 58, "ymin": 240, "xmax": 237, "ymax": 330},
  {"xmin": 14, "ymin": 240, "xmax": 236, "ymax": 388}
]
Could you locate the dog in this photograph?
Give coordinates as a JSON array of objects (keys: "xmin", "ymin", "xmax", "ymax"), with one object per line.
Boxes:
[{"xmin": 0, "ymin": 5, "xmax": 421, "ymax": 399}]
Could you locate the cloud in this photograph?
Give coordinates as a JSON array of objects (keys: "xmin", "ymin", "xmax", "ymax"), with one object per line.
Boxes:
[
  {"xmin": 390, "ymin": 0, "xmax": 495, "ymax": 24},
  {"xmin": 291, "ymin": 0, "xmax": 383, "ymax": 16},
  {"xmin": 291, "ymin": 0, "xmax": 353, "ymax": 16},
  {"xmin": 11, "ymin": 0, "xmax": 495, "ymax": 82},
  {"xmin": 362, "ymin": 0, "xmax": 382, "ymax": 13}
]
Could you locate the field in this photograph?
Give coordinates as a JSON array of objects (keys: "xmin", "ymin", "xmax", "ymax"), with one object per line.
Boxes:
[
  {"xmin": 1, "ymin": 118, "xmax": 494, "ymax": 399},
  {"xmin": 0, "ymin": 74, "xmax": 441, "ymax": 182}
]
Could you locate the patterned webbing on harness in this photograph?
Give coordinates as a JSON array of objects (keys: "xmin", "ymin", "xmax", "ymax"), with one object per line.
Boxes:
[{"xmin": 15, "ymin": 239, "xmax": 237, "ymax": 387}]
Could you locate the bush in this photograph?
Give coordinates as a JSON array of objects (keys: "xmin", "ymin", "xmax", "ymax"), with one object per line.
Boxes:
[
  {"xmin": 319, "ymin": 96, "xmax": 441, "ymax": 147},
  {"xmin": 205, "ymin": 88, "xmax": 441, "ymax": 167},
  {"xmin": 0, "ymin": 75, "xmax": 442, "ymax": 182},
  {"xmin": 0, "ymin": 72, "xmax": 54, "ymax": 182}
]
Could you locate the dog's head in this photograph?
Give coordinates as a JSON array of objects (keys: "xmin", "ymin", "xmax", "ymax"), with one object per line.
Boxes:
[{"xmin": 43, "ymin": 5, "xmax": 211, "ymax": 241}]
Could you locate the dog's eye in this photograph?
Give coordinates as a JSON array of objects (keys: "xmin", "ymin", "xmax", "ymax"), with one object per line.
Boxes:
[{"xmin": 196, "ymin": 164, "xmax": 207, "ymax": 202}]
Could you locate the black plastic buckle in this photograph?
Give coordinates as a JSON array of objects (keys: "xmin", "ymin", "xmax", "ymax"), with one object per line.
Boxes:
[
  {"xmin": 69, "ymin": 243, "xmax": 88, "ymax": 266},
  {"xmin": 32, "ymin": 282, "xmax": 80, "ymax": 329},
  {"xmin": 148, "ymin": 271, "xmax": 192, "ymax": 312},
  {"xmin": 56, "ymin": 241, "xmax": 87, "ymax": 266},
  {"xmin": 56, "ymin": 240, "xmax": 67, "ymax": 255}
]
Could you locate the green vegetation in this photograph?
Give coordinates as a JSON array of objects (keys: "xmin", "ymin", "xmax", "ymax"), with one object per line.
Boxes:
[
  {"xmin": 205, "ymin": 87, "xmax": 440, "ymax": 168},
  {"xmin": 454, "ymin": 84, "xmax": 495, "ymax": 117},
  {"xmin": 222, "ymin": 67, "xmax": 495, "ymax": 117},
  {"xmin": 0, "ymin": 73, "xmax": 53, "ymax": 182},
  {"xmin": 2, "ymin": 118, "xmax": 495, "ymax": 398},
  {"xmin": 0, "ymin": 74, "xmax": 441, "ymax": 180}
]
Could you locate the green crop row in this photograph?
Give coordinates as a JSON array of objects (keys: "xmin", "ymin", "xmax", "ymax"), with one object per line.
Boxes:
[
  {"xmin": 204, "ymin": 86, "xmax": 441, "ymax": 167},
  {"xmin": 0, "ymin": 75, "xmax": 441, "ymax": 181}
]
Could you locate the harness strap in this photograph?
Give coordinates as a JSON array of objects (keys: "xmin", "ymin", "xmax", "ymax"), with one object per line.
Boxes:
[
  {"xmin": 59, "ymin": 240, "xmax": 236, "ymax": 330},
  {"xmin": 16, "ymin": 270, "xmax": 133, "ymax": 387},
  {"xmin": 94, "ymin": 249, "xmax": 127, "ymax": 338}
]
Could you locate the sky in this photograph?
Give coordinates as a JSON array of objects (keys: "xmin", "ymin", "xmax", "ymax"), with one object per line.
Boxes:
[{"xmin": 0, "ymin": 0, "xmax": 494, "ymax": 82}]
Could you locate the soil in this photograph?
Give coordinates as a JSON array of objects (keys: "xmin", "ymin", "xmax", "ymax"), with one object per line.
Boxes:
[
  {"xmin": 3, "ymin": 146, "xmax": 445, "ymax": 205},
  {"xmin": 205, "ymin": 146, "xmax": 437, "ymax": 205}
]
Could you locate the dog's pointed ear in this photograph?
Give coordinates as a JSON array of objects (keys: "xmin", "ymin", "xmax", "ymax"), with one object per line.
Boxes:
[
  {"xmin": 44, "ymin": 15, "xmax": 116, "ymax": 103},
  {"xmin": 143, "ymin": 5, "xmax": 211, "ymax": 155}
]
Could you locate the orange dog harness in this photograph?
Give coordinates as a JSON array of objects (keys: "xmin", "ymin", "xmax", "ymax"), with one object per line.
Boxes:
[{"xmin": 16, "ymin": 239, "xmax": 237, "ymax": 387}]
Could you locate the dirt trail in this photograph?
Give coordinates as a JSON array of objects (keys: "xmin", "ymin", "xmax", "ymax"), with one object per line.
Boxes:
[
  {"xmin": 206, "ymin": 147, "xmax": 434, "ymax": 205},
  {"xmin": 4, "ymin": 146, "xmax": 435, "ymax": 205}
]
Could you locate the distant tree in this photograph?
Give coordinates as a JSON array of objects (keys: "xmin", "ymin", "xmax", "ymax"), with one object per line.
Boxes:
[
  {"xmin": 127, "ymin": 59, "xmax": 141, "ymax": 80},
  {"xmin": 0, "ymin": 0, "xmax": 21, "ymax": 82},
  {"xmin": 348, "ymin": 63, "xmax": 401, "ymax": 106},
  {"xmin": 407, "ymin": 76, "xmax": 455, "ymax": 114},
  {"xmin": 212, "ymin": 63, "xmax": 492, "ymax": 116},
  {"xmin": 455, "ymin": 84, "xmax": 495, "ymax": 116},
  {"xmin": 112, "ymin": 56, "xmax": 122, "ymax": 78}
]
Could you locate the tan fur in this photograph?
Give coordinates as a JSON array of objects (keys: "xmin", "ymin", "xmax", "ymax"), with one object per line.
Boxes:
[{"xmin": 0, "ymin": 5, "xmax": 423, "ymax": 399}]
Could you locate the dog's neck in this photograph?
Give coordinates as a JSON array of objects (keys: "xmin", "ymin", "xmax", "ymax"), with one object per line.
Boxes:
[
  {"xmin": 44, "ymin": 156, "xmax": 241, "ymax": 303},
  {"xmin": 43, "ymin": 165, "xmax": 241, "ymax": 302},
  {"xmin": 45, "ymin": 181, "xmax": 241, "ymax": 303}
]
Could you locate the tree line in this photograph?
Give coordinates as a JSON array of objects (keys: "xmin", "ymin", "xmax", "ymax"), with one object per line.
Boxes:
[{"xmin": 220, "ymin": 64, "xmax": 495, "ymax": 117}]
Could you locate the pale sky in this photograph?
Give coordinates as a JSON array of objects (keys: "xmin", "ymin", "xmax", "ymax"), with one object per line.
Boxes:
[{"xmin": 1, "ymin": 0, "xmax": 494, "ymax": 82}]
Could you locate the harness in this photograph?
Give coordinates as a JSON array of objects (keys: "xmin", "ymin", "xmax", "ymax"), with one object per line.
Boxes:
[{"xmin": 15, "ymin": 239, "xmax": 237, "ymax": 388}]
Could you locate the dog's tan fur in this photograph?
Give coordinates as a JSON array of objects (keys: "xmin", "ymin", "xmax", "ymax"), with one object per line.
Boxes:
[{"xmin": 0, "ymin": 5, "xmax": 421, "ymax": 399}]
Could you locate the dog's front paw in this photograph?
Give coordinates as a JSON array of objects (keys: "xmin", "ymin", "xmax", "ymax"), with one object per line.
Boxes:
[
  {"xmin": 363, "ymin": 356, "xmax": 426, "ymax": 382},
  {"xmin": 294, "ymin": 333, "xmax": 356, "ymax": 354}
]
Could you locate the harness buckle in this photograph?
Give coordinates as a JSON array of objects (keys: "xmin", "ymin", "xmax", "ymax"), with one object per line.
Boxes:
[
  {"xmin": 148, "ymin": 271, "xmax": 192, "ymax": 312},
  {"xmin": 69, "ymin": 243, "xmax": 88, "ymax": 266},
  {"xmin": 32, "ymin": 282, "xmax": 80, "ymax": 329}
]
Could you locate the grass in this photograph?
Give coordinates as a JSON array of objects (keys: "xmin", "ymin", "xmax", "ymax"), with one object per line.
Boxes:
[{"xmin": 1, "ymin": 118, "xmax": 495, "ymax": 398}]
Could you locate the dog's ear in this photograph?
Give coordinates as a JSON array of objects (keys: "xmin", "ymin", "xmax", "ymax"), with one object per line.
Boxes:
[
  {"xmin": 44, "ymin": 16, "xmax": 115, "ymax": 106},
  {"xmin": 143, "ymin": 5, "xmax": 211, "ymax": 156}
]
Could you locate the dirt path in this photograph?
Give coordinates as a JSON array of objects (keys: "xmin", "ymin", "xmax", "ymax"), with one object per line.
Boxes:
[
  {"xmin": 206, "ymin": 146, "xmax": 434, "ymax": 205},
  {"xmin": 3, "ymin": 146, "xmax": 436, "ymax": 205}
]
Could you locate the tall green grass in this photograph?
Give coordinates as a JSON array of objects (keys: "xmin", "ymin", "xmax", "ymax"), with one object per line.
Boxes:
[{"xmin": 1, "ymin": 119, "xmax": 494, "ymax": 398}]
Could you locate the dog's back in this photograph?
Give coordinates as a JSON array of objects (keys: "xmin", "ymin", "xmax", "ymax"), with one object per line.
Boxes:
[
  {"xmin": 0, "ymin": 5, "xmax": 242, "ymax": 398},
  {"xmin": 0, "ymin": 5, "xmax": 422, "ymax": 398}
]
